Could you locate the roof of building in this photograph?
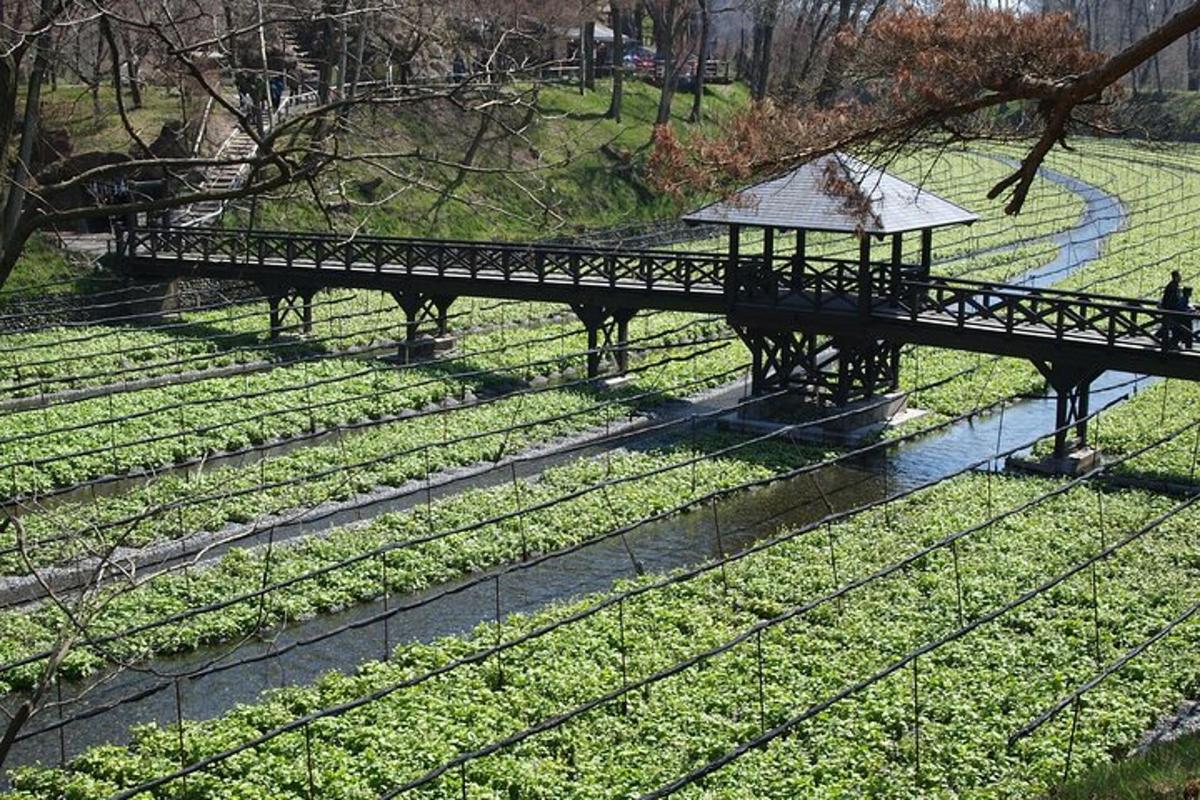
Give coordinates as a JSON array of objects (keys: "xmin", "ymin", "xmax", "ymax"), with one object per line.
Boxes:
[
  {"xmin": 565, "ymin": 23, "xmax": 615, "ymax": 43},
  {"xmin": 682, "ymin": 152, "xmax": 979, "ymax": 235}
]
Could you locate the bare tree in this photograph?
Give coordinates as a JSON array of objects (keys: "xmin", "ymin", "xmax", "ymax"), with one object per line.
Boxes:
[
  {"xmin": 609, "ymin": 1, "xmax": 626, "ymax": 120},
  {"xmin": 0, "ymin": 0, "xmax": 573, "ymax": 291},
  {"xmin": 646, "ymin": 0, "xmax": 699, "ymax": 125},
  {"xmin": 652, "ymin": 0, "xmax": 1200, "ymax": 214},
  {"xmin": 690, "ymin": 0, "xmax": 710, "ymax": 122}
]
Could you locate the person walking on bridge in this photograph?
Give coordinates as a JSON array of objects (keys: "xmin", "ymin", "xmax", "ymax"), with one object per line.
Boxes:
[
  {"xmin": 1178, "ymin": 286, "xmax": 1195, "ymax": 350},
  {"xmin": 1161, "ymin": 270, "xmax": 1184, "ymax": 349}
]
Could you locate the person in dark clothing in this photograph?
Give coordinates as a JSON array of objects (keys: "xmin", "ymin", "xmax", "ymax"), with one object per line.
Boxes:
[
  {"xmin": 1161, "ymin": 270, "xmax": 1184, "ymax": 348},
  {"xmin": 1178, "ymin": 286, "xmax": 1195, "ymax": 350},
  {"xmin": 269, "ymin": 76, "xmax": 285, "ymax": 111}
]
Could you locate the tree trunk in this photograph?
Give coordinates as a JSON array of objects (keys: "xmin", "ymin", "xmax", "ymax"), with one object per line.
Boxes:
[
  {"xmin": 0, "ymin": 0, "xmax": 50, "ymax": 290},
  {"xmin": 583, "ymin": 21, "xmax": 595, "ymax": 90},
  {"xmin": 121, "ymin": 29, "xmax": 142, "ymax": 109},
  {"xmin": 338, "ymin": 18, "xmax": 349, "ymax": 99},
  {"xmin": 317, "ymin": 1, "xmax": 336, "ymax": 105},
  {"xmin": 608, "ymin": 4, "xmax": 625, "ymax": 121},
  {"xmin": 690, "ymin": 0, "xmax": 710, "ymax": 123},
  {"xmin": 1189, "ymin": 30, "xmax": 1200, "ymax": 89},
  {"xmin": 655, "ymin": 32, "xmax": 675, "ymax": 125},
  {"xmin": 749, "ymin": 22, "xmax": 763, "ymax": 90},
  {"xmin": 815, "ymin": 0, "xmax": 853, "ymax": 106},
  {"xmin": 754, "ymin": 19, "xmax": 775, "ymax": 99},
  {"xmin": 349, "ymin": 17, "xmax": 368, "ymax": 98},
  {"xmin": 91, "ymin": 35, "xmax": 104, "ymax": 124}
]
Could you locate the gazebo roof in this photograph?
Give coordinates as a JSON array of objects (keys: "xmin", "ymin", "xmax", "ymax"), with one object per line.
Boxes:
[{"xmin": 682, "ymin": 152, "xmax": 978, "ymax": 235}]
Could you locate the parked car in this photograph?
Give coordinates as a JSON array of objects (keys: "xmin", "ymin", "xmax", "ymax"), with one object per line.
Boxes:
[{"xmin": 623, "ymin": 45, "xmax": 657, "ymax": 74}]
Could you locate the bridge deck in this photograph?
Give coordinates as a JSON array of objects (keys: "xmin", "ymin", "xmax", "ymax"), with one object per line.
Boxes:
[{"xmin": 109, "ymin": 226, "xmax": 1200, "ymax": 382}]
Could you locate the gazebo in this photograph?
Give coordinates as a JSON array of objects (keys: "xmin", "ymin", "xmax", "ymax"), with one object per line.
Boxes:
[{"xmin": 684, "ymin": 152, "xmax": 978, "ymax": 408}]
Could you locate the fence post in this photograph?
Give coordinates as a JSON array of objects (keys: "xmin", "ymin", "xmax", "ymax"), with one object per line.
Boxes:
[
  {"xmin": 619, "ymin": 597, "xmax": 628, "ymax": 716},
  {"xmin": 174, "ymin": 678, "xmax": 188, "ymax": 792},
  {"xmin": 911, "ymin": 655, "xmax": 921, "ymax": 786},
  {"xmin": 304, "ymin": 721, "xmax": 316, "ymax": 799},
  {"xmin": 756, "ymin": 628, "xmax": 766, "ymax": 733},
  {"xmin": 1062, "ymin": 697, "xmax": 1082, "ymax": 783}
]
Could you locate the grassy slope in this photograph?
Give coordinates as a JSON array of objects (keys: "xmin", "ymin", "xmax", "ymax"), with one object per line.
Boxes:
[
  {"xmin": 6, "ymin": 84, "xmax": 182, "ymax": 298},
  {"xmin": 1057, "ymin": 733, "xmax": 1200, "ymax": 799},
  {"xmin": 8, "ymin": 80, "xmax": 747, "ymax": 296},
  {"xmin": 253, "ymin": 80, "xmax": 749, "ymax": 239}
]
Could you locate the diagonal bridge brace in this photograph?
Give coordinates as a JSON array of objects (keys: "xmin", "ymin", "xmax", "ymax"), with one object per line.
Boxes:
[
  {"xmin": 1033, "ymin": 361, "xmax": 1104, "ymax": 459},
  {"xmin": 391, "ymin": 291, "xmax": 456, "ymax": 342},
  {"xmin": 257, "ymin": 283, "xmax": 317, "ymax": 339},
  {"xmin": 732, "ymin": 327, "xmax": 901, "ymax": 406},
  {"xmin": 570, "ymin": 304, "xmax": 638, "ymax": 380}
]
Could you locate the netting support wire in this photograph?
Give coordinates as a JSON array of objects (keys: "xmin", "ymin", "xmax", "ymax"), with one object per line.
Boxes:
[
  {"xmin": 1063, "ymin": 697, "xmax": 1082, "ymax": 784},
  {"xmin": 713, "ymin": 504, "xmax": 728, "ymax": 597},
  {"xmin": 381, "ymin": 554, "xmax": 391, "ymax": 662},
  {"xmin": 690, "ymin": 415, "xmax": 698, "ymax": 493},
  {"xmin": 55, "ymin": 680, "xmax": 65, "ymax": 768},
  {"xmin": 494, "ymin": 575, "xmax": 504, "ymax": 688},
  {"xmin": 826, "ymin": 522, "xmax": 841, "ymax": 617},
  {"xmin": 911, "ymin": 655, "xmax": 921, "ymax": 786},
  {"xmin": 951, "ymin": 539, "xmax": 965, "ymax": 628},
  {"xmin": 883, "ymin": 461, "xmax": 891, "ymax": 526},
  {"xmin": 619, "ymin": 598, "xmax": 629, "ymax": 716},
  {"xmin": 460, "ymin": 762, "xmax": 468, "ymax": 800},
  {"xmin": 1090, "ymin": 563, "xmax": 1103, "ymax": 668},
  {"xmin": 986, "ymin": 469, "xmax": 993, "ymax": 518},
  {"xmin": 755, "ymin": 628, "xmax": 766, "ymax": 734},
  {"xmin": 1190, "ymin": 423, "xmax": 1200, "ymax": 483},
  {"xmin": 424, "ymin": 444, "xmax": 433, "ymax": 531},
  {"xmin": 994, "ymin": 401, "xmax": 1006, "ymax": 468},
  {"xmin": 512, "ymin": 463, "xmax": 528, "ymax": 560},
  {"xmin": 811, "ymin": 470, "xmax": 834, "ymax": 515},
  {"xmin": 304, "ymin": 721, "xmax": 316, "ymax": 799},
  {"xmin": 174, "ymin": 678, "xmax": 187, "ymax": 793}
]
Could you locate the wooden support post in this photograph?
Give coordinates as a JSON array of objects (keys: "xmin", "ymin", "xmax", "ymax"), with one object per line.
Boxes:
[
  {"xmin": 857, "ymin": 235, "xmax": 872, "ymax": 316},
  {"xmin": 390, "ymin": 291, "xmax": 457, "ymax": 358},
  {"xmin": 266, "ymin": 294, "xmax": 282, "ymax": 339},
  {"xmin": 725, "ymin": 225, "xmax": 741, "ymax": 303},
  {"xmin": 890, "ymin": 232, "xmax": 903, "ymax": 300},
  {"xmin": 616, "ymin": 314, "xmax": 631, "ymax": 374},
  {"xmin": 920, "ymin": 228, "xmax": 933, "ymax": 279},
  {"xmin": 791, "ymin": 228, "xmax": 806, "ymax": 292},
  {"xmin": 301, "ymin": 291, "xmax": 314, "ymax": 334},
  {"xmin": 1033, "ymin": 362, "xmax": 1103, "ymax": 459},
  {"xmin": 571, "ymin": 304, "xmax": 638, "ymax": 380},
  {"xmin": 586, "ymin": 320, "xmax": 601, "ymax": 379}
]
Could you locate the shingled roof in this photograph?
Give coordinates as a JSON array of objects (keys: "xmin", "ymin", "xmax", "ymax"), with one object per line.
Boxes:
[{"xmin": 682, "ymin": 152, "xmax": 978, "ymax": 235}]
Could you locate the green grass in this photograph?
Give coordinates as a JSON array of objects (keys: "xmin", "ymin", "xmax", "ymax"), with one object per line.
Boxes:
[
  {"xmin": 2, "ymin": 233, "xmax": 90, "ymax": 299},
  {"xmin": 36, "ymin": 82, "xmax": 184, "ymax": 154},
  {"xmin": 252, "ymin": 80, "xmax": 751, "ymax": 240},
  {"xmin": 1055, "ymin": 732, "xmax": 1200, "ymax": 799},
  {"xmin": 5, "ymin": 83, "xmax": 183, "ymax": 297}
]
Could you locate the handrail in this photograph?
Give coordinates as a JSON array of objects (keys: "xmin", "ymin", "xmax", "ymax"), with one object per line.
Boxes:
[{"xmin": 115, "ymin": 225, "xmax": 1200, "ymax": 357}]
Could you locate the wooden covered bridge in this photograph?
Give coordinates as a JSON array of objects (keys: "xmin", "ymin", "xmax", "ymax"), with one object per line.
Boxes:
[{"xmin": 106, "ymin": 153, "xmax": 1200, "ymax": 461}]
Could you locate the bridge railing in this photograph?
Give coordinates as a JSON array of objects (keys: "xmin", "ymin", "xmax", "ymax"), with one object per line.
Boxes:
[
  {"xmin": 899, "ymin": 275, "xmax": 1195, "ymax": 351},
  {"xmin": 733, "ymin": 256, "xmax": 1198, "ymax": 353},
  {"xmin": 734, "ymin": 255, "xmax": 897, "ymax": 312},
  {"xmin": 122, "ymin": 226, "xmax": 731, "ymax": 296}
]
